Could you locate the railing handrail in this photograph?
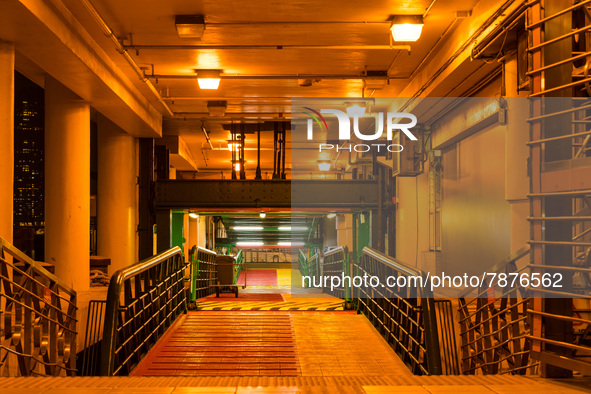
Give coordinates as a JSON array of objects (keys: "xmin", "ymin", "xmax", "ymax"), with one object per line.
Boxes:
[
  {"xmin": 324, "ymin": 246, "xmax": 347, "ymax": 259},
  {"xmin": 307, "ymin": 252, "xmax": 320, "ymax": 262},
  {"xmin": 197, "ymin": 246, "xmax": 217, "ymax": 256},
  {"xmin": 101, "ymin": 246, "xmax": 183, "ymax": 376},
  {"xmin": 0, "ymin": 237, "xmax": 76, "ymax": 298},
  {"xmin": 355, "ymin": 245, "xmax": 442, "ymax": 375},
  {"xmin": 362, "ymin": 246, "xmax": 424, "ymax": 278},
  {"xmin": 298, "ymin": 249, "xmax": 306, "ymax": 260}
]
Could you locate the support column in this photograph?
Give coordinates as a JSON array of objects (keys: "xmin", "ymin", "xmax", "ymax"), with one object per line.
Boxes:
[
  {"xmin": 138, "ymin": 138, "xmax": 154, "ymax": 260},
  {"xmin": 156, "ymin": 209, "xmax": 171, "ymax": 253},
  {"xmin": 0, "ymin": 41, "xmax": 14, "ymax": 243},
  {"xmin": 45, "ymin": 77, "xmax": 90, "ymax": 291},
  {"xmin": 97, "ymin": 116, "xmax": 136, "ymax": 275}
]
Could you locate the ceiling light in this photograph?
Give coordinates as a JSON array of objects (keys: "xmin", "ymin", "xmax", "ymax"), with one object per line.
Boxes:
[
  {"xmin": 207, "ymin": 100, "xmax": 227, "ymax": 116},
  {"xmin": 278, "ymin": 226, "xmax": 308, "ymax": 231},
  {"xmin": 259, "ymin": 211, "xmax": 266, "ymax": 219},
  {"xmin": 318, "ymin": 160, "xmax": 331, "ymax": 171},
  {"xmin": 237, "ymin": 241, "xmax": 264, "ymax": 246},
  {"xmin": 277, "ymin": 242, "xmax": 305, "ymax": 247},
  {"xmin": 197, "ymin": 70, "xmax": 221, "ymax": 89},
  {"xmin": 189, "ymin": 213, "xmax": 198, "ymax": 219},
  {"xmin": 327, "ymin": 213, "xmax": 337, "ymax": 219},
  {"xmin": 175, "ymin": 15, "xmax": 205, "ymax": 39},
  {"xmin": 232, "ymin": 226, "xmax": 263, "ymax": 231},
  {"xmin": 346, "ymin": 103, "xmax": 366, "ymax": 117},
  {"xmin": 227, "ymin": 139, "xmax": 241, "ymax": 151},
  {"xmin": 390, "ymin": 15, "xmax": 424, "ymax": 42}
]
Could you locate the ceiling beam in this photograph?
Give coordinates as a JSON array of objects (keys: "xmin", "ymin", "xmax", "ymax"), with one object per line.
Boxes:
[{"xmin": 155, "ymin": 180, "xmax": 379, "ymax": 209}]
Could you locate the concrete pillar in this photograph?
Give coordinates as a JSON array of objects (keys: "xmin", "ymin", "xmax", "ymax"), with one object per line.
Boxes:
[
  {"xmin": 45, "ymin": 77, "xmax": 90, "ymax": 291},
  {"xmin": 0, "ymin": 41, "xmax": 14, "ymax": 243},
  {"xmin": 97, "ymin": 116, "xmax": 136, "ymax": 275}
]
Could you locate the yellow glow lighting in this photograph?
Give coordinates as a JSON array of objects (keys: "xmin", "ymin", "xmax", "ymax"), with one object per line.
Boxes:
[{"xmin": 390, "ymin": 16, "xmax": 424, "ymax": 42}]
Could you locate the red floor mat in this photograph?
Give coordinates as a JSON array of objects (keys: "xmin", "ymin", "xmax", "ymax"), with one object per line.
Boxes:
[
  {"xmin": 236, "ymin": 269, "xmax": 278, "ymax": 286},
  {"xmin": 196, "ymin": 293, "xmax": 284, "ymax": 302}
]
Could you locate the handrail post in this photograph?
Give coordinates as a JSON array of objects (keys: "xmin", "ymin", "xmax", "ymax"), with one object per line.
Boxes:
[
  {"xmin": 423, "ymin": 295, "xmax": 443, "ymax": 375},
  {"xmin": 344, "ymin": 247, "xmax": 351, "ymax": 302}
]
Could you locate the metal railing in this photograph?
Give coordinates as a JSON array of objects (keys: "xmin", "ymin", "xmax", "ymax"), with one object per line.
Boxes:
[
  {"xmin": 526, "ymin": 309, "xmax": 591, "ymax": 375},
  {"xmin": 307, "ymin": 253, "xmax": 320, "ymax": 283},
  {"xmin": 434, "ymin": 300, "xmax": 460, "ymax": 375},
  {"xmin": 322, "ymin": 246, "xmax": 348, "ymax": 299},
  {"xmin": 100, "ymin": 246, "xmax": 186, "ymax": 376},
  {"xmin": 457, "ymin": 246, "xmax": 537, "ymax": 375},
  {"xmin": 80, "ymin": 300, "xmax": 106, "ymax": 376},
  {"xmin": 298, "ymin": 249, "xmax": 307, "ymax": 279},
  {"xmin": 0, "ymin": 237, "xmax": 77, "ymax": 376},
  {"xmin": 298, "ymin": 250, "xmax": 320, "ymax": 288},
  {"xmin": 353, "ymin": 247, "xmax": 442, "ymax": 375},
  {"xmin": 189, "ymin": 246, "xmax": 217, "ymax": 303}
]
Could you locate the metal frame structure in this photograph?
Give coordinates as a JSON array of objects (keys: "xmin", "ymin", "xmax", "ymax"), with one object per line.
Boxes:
[
  {"xmin": 0, "ymin": 237, "xmax": 77, "ymax": 376},
  {"xmin": 526, "ymin": 0, "xmax": 591, "ymax": 377}
]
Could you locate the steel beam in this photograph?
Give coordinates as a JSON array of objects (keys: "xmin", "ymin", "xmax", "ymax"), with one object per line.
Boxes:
[{"xmin": 155, "ymin": 180, "xmax": 379, "ymax": 209}]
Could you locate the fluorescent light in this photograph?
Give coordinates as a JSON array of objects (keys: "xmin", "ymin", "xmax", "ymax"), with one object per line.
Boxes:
[
  {"xmin": 327, "ymin": 213, "xmax": 337, "ymax": 219},
  {"xmin": 196, "ymin": 70, "xmax": 221, "ymax": 89},
  {"xmin": 277, "ymin": 242, "xmax": 305, "ymax": 247},
  {"xmin": 189, "ymin": 213, "xmax": 198, "ymax": 219},
  {"xmin": 278, "ymin": 226, "xmax": 308, "ymax": 231},
  {"xmin": 390, "ymin": 16, "xmax": 424, "ymax": 42},
  {"xmin": 237, "ymin": 241, "xmax": 264, "ymax": 246},
  {"xmin": 232, "ymin": 226, "xmax": 263, "ymax": 231},
  {"xmin": 318, "ymin": 160, "xmax": 331, "ymax": 171}
]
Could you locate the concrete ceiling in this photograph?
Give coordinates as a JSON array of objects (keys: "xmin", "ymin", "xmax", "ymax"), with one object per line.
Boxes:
[{"xmin": 8, "ymin": 0, "xmax": 487, "ymax": 176}]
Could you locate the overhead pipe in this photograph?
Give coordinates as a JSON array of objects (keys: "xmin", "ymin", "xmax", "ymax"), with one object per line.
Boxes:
[
  {"xmin": 191, "ymin": 21, "xmax": 392, "ymax": 26},
  {"xmin": 127, "ymin": 44, "xmax": 411, "ymax": 51},
  {"xmin": 470, "ymin": 2, "xmax": 529, "ymax": 60},
  {"xmin": 163, "ymin": 96, "xmax": 292, "ymax": 101},
  {"xmin": 201, "ymin": 123, "xmax": 214, "ymax": 150},
  {"xmin": 79, "ymin": 0, "xmax": 174, "ymax": 117},
  {"xmin": 149, "ymin": 74, "xmax": 402, "ymax": 80},
  {"xmin": 397, "ymin": 0, "xmax": 521, "ymax": 112}
]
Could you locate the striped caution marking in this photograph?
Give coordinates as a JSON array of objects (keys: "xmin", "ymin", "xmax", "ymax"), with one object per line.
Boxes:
[
  {"xmin": 243, "ymin": 285, "xmax": 291, "ymax": 289},
  {"xmin": 197, "ymin": 300, "xmax": 344, "ymax": 311}
]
